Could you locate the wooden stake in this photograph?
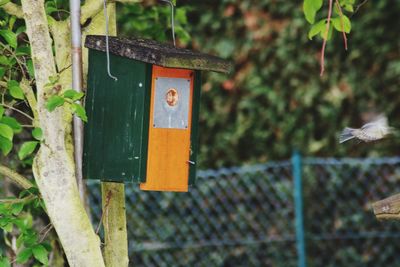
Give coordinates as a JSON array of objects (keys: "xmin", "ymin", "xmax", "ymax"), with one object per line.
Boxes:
[
  {"xmin": 372, "ymin": 193, "xmax": 400, "ymax": 220},
  {"xmin": 101, "ymin": 182, "xmax": 129, "ymax": 267}
]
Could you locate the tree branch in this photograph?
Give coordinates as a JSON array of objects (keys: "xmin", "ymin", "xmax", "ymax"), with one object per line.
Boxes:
[
  {"xmin": 20, "ymin": 78, "xmax": 39, "ymax": 123},
  {"xmin": 1, "ymin": 3, "xmax": 23, "ymax": 18},
  {"xmin": 81, "ymin": 0, "xmax": 142, "ymax": 25},
  {"xmin": 335, "ymin": 0, "xmax": 348, "ymax": 50},
  {"xmin": 320, "ymin": 0, "xmax": 333, "ymax": 76},
  {"xmin": 0, "ymin": 165, "xmax": 34, "ymax": 189},
  {"xmin": 22, "ymin": 0, "xmax": 106, "ymax": 264},
  {"xmin": 0, "ymin": 103, "xmax": 35, "ymax": 121},
  {"xmin": 0, "ymin": 195, "xmax": 36, "ymax": 204}
]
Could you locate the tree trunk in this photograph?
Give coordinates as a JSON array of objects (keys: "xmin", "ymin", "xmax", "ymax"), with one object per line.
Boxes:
[{"xmin": 21, "ymin": 1, "xmax": 105, "ymax": 266}]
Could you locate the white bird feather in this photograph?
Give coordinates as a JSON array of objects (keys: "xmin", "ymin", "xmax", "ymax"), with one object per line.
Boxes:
[{"xmin": 339, "ymin": 115, "xmax": 394, "ymax": 144}]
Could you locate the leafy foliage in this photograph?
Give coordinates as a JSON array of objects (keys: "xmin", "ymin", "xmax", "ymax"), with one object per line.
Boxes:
[
  {"xmin": 172, "ymin": 0, "xmax": 400, "ymax": 168},
  {"xmin": 0, "ymin": 187, "xmax": 50, "ymax": 266},
  {"xmin": 0, "ymin": 5, "xmax": 56, "ymax": 265},
  {"xmin": 303, "ymin": 0, "xmax": 354, "ymax": 41},
  {"xmin": 45, "ymin": 90, "xmax": 87, "ymax": 122},
  {"xmin": 118, "ymin": 2, "xmax": 191, "ymax": 45}
]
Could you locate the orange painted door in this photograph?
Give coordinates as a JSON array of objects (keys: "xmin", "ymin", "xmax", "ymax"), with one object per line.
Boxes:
[{"xmin": 140, "ymin": 65, "xmax": 194, "ymax": 192}]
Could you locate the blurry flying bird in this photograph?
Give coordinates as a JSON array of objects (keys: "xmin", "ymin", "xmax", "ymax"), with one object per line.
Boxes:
[{"xmin": 339, "ymin": 115, "xmax": 394, "ymax": 144}]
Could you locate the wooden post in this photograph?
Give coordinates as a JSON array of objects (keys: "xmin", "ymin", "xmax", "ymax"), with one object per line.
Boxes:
[
  {"xmin": 99, "ymin": 3, "xmax": 129, "ymax": 267},
  {"xmin": 373, "ymin": 193, "xmax": 400, "ymax": 220},
  {"xmin": 101, "ymin": 182, "xmax": 129, "ymax": 267}
]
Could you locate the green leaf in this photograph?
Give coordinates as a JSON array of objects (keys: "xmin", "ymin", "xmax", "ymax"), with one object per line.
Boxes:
[
  {"xmin": 0, "ymin": 67, "xmax": 5, "ymax": 79},
  {"xmin": 2, "ymin": 223, "xmax": 12, "ymax": 233},
  {"xmin": 320, "ymin": 24, "xmax": 333, "ymax": 40},
  {"xmin": 7, "ymin": 80, "xmax": 25, "ymax": 100},
  {"xmin": 15, "ymin": 46, "xmax": 31, "ymax": 56},
  {"xmin": 16, "ymin": 248, "xmax": 32, "ymax": 264},
  {"xmin": 20, "ymin": 213, "xmax": 33, "ymax": 230},
  {"xmin": 0, "ymin": 106, "xmax": 3, "ymax": 119},
  {"xmin": 32, "ymin": 245, "xmax": 48, "ymax": 265},
  {"xmin": 16, "ymin": 234, "xmax": 24, "ymax": 248},
  {"xmin": 32, "ymin": 128, "xmax": 43, "ymax": 141},
  {"xmin": 22, "ymin": 230, "xmax": 38, "ymax": 246},
  {"xmin": 63, "ymin": 89, "xmax": 84, "ymax": 101},
  {"xmin": 45, "ymin": 96, "xmax": 64, "ymax": 112},
  {"xmin": 18, "ymin": 141, "xmax": 38, "ymax": 160},
  {"xmin": 8, "ymin": 16, "xmax": 16, "ymax": 31},
  {"xmin": 308, "ymin": 19, "xmax": 326, "ymax": 40},
  {"xmin": 71, "ymin": 103, "xmax": 88, "ymax": 122},
  {"xmin": 1, "ymin": 116, "xmax": 22, "ymax": 133},
  {"xmin": 11, "ymin": 202, "xmax": 24, "ymax": 215},
  {"xmin": 0, "ymin": 30, "xmax": 17, "ymax": 48},
  {"xmin": 0, "ymin": 256, "xmax": 11, "ymax": 267},
  {"xmin": 0, "ymin": 123, "xmax": 13, "ymax": 141},
  {"xmin": 0, "ymin": 136, "xmax": 12, "ymax": 155},
  {"xmin": 303, "ymin": 0, "xmax": 323, "ymax": 24},
  {"xmin": 343, "ymin": 4, "xmax": 354, "ymax": 12},
  {"xmin": 41, "ymin": 242, "xmax": 52, "ymax": 252},
  {"xmin": 331, "ymin": 15, "xmax": 351, "ymax": 33},
  {"xmin": 0, "ymin": 216, "xmax": 11, "ymax": 226},
  {"xmin": 0, "ymin": 0, "xmax": 11, "ymax": 7},
  {"xmin": 15, "ymin": 26, "xmax": 26, "ymax": 35},
  {"xmin": 0, "ymin": 55, "xmax": 10, "ymax": 66},
  {"xmin": 45, "ymin": 1, "xmax": 58, "ymax": 14},
  {"xmin": 19, "ymin": 187, "xmax": 39, "ymax": 198},
  {"xmin": 0, "ymin": 203, "xmax": 11, "ymax": 215},
  {"xmin": 26, "ymin": 59, "xmax": 35, "ymax": 78}
]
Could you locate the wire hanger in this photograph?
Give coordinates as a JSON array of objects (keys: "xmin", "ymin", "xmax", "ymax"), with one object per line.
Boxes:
[
  {"xmin": 103, "ymin": 0, "xmax": 118, "ymax": 81},
  {"xmin": 159, "ymin": 0, "xmax": 176, "ymax": 47}
]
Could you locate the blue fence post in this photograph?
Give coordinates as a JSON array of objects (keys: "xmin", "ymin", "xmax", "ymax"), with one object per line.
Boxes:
[{"xmin": 292, "ymin": 150, "xmax": 307, "ymax": 267}]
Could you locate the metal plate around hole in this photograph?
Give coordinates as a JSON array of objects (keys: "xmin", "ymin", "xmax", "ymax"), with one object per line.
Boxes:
[{"xmin": 153, "ymin": 77, "xmax": 190, "ymax": 129}]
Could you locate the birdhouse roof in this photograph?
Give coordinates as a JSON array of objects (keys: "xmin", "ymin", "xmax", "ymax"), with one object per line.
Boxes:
[{"xmin": 85, "ymin": 35, "xmax": 232, "ymax": 74}]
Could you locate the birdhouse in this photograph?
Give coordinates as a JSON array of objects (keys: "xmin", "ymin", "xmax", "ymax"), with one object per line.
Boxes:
[{"xmin": 83, "ymin": 35, "xmax": 231, "ymax": 192}]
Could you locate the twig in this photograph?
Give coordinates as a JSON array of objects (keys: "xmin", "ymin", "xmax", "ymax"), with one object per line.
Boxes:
[
  {"xmin": 0, "ymin": 195, "xmax": 36, "ymax": 204},
  {"xmin": 95, "ymin": 190, "xmax": 112, "ymax": 234},
  {"xmin": 39, "ymin": 224, "xmax": 54, "ymax": 242},
  {"xmin": 353, "ymin": 0, "xmax": 368, "ymax": 15},
  {"xmin": 40, "ymin": 223, "xmax": 53, "ymax": 234},
  {"xmin": 20, "ymin": 79, "xmax": 39, "ymax": 122},
  {"xmin": 335, "ymin": 0, "xmax": 348, "ymax": 50},
  {"xmin": 320, "ymin": 0, "xmax": 334, "ymax": 76},
  {"xmin": 0, "ymin": 43, "xmax": 28, "ymax": 79},
  {"xmin": 0, "ymin": 103, "xmax": 35, "ymax": 121},
  {"xmin": 0, "ymin": 165, "xmax": 34, "ymax": 189}
]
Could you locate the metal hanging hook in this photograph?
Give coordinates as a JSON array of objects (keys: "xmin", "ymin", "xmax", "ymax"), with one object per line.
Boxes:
[
  {"xmin": 103, "ymin": 0, "xmax": 118, "ymax": 81},
  {"xmin": 159, "ymin": 0, "xmax": 176, "ymax": 47}
]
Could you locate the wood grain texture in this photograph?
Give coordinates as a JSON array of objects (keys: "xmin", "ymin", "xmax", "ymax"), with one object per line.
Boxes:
[
  {"xmin": 83, "ymin": 51, "xmax": 150, "ymax": 183},
  {"xmin": 140, "ymin": 65, "xmax": 193, "ymax": 192},
  {"xmin": 373, "ymin": 193, "xmax": 400, "ymax": 220},
  {"xmin": 85, "ymin": 35, "xmax": 233, "ymax": 74}
]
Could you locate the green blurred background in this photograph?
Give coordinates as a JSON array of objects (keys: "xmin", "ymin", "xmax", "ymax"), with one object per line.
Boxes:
[{"xmin": 117, "ymin": 0, "xmax": 400, "ymax": 168}]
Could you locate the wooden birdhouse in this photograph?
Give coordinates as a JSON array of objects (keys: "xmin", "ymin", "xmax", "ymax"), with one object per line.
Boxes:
[{"xmin": 83, "ymin": 35, "xmax": 231, "ymax": 192}]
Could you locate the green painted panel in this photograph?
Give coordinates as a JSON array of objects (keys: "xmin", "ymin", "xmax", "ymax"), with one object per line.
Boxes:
[
  {"xmin": 138, "ymin": 64, "xmax": 152, "ymax": 183},
  {"xmin": 189, "ymin": 71, "xmax": 202, "ymax": 186},
  {"xmin": 83, "ymin": 50, "xmax": 150, "ymax": 183}
]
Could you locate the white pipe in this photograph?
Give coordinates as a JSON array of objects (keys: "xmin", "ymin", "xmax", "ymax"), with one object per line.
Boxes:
[{"xmin": 70, "ymin": 0, "xmax": 85, "ymax": 202}]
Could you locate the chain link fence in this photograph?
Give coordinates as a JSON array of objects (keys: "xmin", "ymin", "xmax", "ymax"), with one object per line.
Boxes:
[{"xmin": 87, "ymin": 156, "xmax": 400, "ymax": 267}]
